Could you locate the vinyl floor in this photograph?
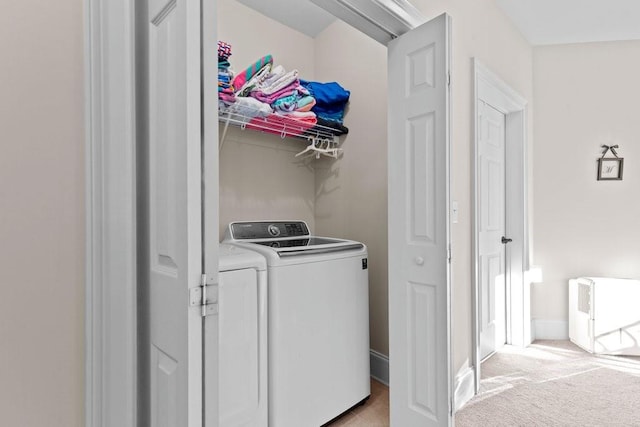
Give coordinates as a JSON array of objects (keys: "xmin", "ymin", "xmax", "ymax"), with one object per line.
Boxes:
[{"xmin": 324, "ymin": 379, "xmax": 390, "ymax": 426}]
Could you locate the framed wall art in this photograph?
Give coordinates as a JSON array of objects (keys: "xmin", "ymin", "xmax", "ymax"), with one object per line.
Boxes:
[
  {"xmin": 598, "ymin": 157, "xmax": 624, "ymax": 180},
  {"xmin": 598, "ymin": 145, "xmax": 624, "ymax": 181}
]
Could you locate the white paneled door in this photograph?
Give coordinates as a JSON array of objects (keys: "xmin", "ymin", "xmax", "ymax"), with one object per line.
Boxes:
[
  {"xmin": 388, "ymin": 13, "xmax": 452, "ymax": 427},
  {"xmin": 477, "ymin": 101, "xmax": 507, "ymax": 360},
  {"xmin": 146, "ymin": 0, "xmax": 217, "ymax": 426}
]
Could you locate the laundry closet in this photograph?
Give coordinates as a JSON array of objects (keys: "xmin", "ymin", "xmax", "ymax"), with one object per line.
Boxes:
[
  {"xmin": 141, "ymin": 0, "xmax": 451, "ymax": 424},
  {"xmin": 216, "ymin": 0, "xmax": 389, "ymax": 358},
  {"xmin": 214, "ymin": 0, "xmax": 390, "ymax": 426}
]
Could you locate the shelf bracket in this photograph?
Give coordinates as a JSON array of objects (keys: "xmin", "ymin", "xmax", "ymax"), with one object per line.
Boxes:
[{"xmin": 219, "ymin": 113, "xmax": 232, "ymax": 152}]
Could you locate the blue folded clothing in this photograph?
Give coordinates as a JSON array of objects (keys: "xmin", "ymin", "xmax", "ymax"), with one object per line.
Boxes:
[
  {"xmin": 300, "ymin": 79, "xmax": 350, "ymax": 123},
  {"xmin": 301, "ymin": 80, "xmax": 350, "ymax": 105},
  {"xmin": 311, "ymin": 108, "xmax": 345, "ymax": 123}
]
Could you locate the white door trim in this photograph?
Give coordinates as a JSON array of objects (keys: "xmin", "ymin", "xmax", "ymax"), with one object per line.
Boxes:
[
  {"xmin": 85, "ymin": 0, "xmax": 138, "ymax": 426},
  {"xmin": 309, "ymin": 0, "xmax": 426, "ymax": 44},
  {"xmin": 472, "ymin": 58, "xmax": 530, "ymax": 393}
]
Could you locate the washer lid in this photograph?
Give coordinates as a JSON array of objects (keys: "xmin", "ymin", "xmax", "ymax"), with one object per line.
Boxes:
[
  {"xmin": 271, "ymin": 242, "xmax": 365, "ymax": 257},
  {"xmin": 233, "ymin": 238, "xmax": 365, "ymax": 258},
  {"xmin": 223, "ymin": 221, "xmax": 366, "ymax": 259},
  {"xmin": 252, "ymin": 237, "xmax": 345, "ymax": 248},
  {"xmin": 219, "ymin": 243, "xmax": 266, "ymax": 272}
]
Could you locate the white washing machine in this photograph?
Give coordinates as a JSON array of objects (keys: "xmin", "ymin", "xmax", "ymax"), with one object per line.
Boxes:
[
  {"xmin": 223, "ymin": 221, "xmax": 371, "ymax": 427},
  {"xmin": 218, "ymin": 244, "xmax": 268, "ymax": 427}
]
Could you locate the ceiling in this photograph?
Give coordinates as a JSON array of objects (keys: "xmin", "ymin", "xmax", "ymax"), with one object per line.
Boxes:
[
  {"xmin": 236, "ymin": 0, "xmax": 336, "ymax": 38},
  {"xmin": 496, "ymin": 0, "xmax": 640, "ymax": 45},
  {"xmin": 237, "ymin": 0, "xmax": 640, "ymax": 46}
]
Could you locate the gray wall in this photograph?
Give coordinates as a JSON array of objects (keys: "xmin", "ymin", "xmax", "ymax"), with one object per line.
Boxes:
[
  {"xmin": 532, "ymin": 41, "xmax": 640, "ymax": 328},
  {"xmin": 313, "ymin": 20, "xmax": 389, "ymax": 354},
  {"xmin": 218, "ymin": 0, "xmax": 317, "ymax": 238},
  {"xmin": 0, "ymin": 0, "xmax": 85, "ymax": 425}
]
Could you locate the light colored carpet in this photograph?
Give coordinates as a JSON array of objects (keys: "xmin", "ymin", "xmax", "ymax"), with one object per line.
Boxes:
[{"xmin": 456, "ymin": 340, "xmax": 640, "ymax": 427}]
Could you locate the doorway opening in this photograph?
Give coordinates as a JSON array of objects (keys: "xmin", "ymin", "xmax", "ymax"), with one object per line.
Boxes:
[
  {"xmin": 472, "ymin": 59, "xmax": 530, "ymax": 393},
  {"xmin": 215, "ymin": 3, "xmax": 452, "ymax": 425}
]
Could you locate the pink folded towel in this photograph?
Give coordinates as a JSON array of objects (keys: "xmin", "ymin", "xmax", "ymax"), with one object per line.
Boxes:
[
  {"xmin": 251, "ymin": 82, "xmax": 308, "ymax": 105},
  {"xmin": 246, "ymin": 113, "xmax": 316, "ymax": 137}
]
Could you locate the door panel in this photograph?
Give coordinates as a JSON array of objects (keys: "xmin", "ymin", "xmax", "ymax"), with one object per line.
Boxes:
[
  {"xmin": 388, "ymin": 13, "xmax": 451, "ymax": 427},
  {"xmin": 478, "ymin": 101, "xmax": 506, "ymax": 360},
  {"xmin": 408, "ymin": 113, "xmax": 436, "ymax": 243},
  {"xmin": 151, "ymin": 346, "xmax": 178, "ymax": 427},
  {"xmin": 407, "ymin": 282, "xmax": 437, "ymax": 418},
  {"xmin": 147, "ymin": 0, "xmax": 204, "ymax": 426}
]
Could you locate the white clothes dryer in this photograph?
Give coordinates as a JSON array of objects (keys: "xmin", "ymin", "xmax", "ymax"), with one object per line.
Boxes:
[
  {"xmin": 223, "ymin": 221, "xmax": 370, "ymax": 427},
  {"xmin": 219, "ymin": 244, "xmax": 268, "ymax": 427}
]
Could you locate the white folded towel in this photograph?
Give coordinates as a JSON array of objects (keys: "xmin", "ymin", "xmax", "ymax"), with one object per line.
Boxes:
[
  {"xmin": 257, "ymin": 65, "xmax": 299, "ymax": 95},
  {"xmin": 220, "ymin": 96, "xmax": 273, "ymax": 118}
]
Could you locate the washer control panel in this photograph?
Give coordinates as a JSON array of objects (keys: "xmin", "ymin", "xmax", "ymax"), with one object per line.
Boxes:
[{"xmin": 230, "ymin": 221, "xmax": 310, "ymax": 240}]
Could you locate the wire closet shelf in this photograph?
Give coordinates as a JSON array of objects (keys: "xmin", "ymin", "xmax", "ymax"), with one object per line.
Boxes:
[{"xmin": 218, "ymin": 109, "xmax": 341, "ymax": 144}]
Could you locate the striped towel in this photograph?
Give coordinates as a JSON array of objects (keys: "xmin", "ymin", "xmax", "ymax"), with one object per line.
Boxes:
[{"xmin": 232, "ymin": 55, "xmax": 273, "ymax": 94}]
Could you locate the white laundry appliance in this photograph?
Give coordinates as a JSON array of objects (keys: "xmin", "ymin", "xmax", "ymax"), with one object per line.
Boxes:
[
  {"xmin": 569, "ymin": 277, "xmax": 640, "ymax": 356},
  {"xmin": 223, "ymin": 221, "xmax": 371, "ymax": 427},
  {"xmin": 218, "ymin": 244, "xmax": 268, "ymax": 427}
]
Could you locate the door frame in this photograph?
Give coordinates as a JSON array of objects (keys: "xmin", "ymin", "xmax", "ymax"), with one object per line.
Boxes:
[
  {"xmin": 85, "ymin": 0, "xmax": 138, "ymax": 426},
  {"xmin": 472, "ymin": 58, "xmax": 531, "ymax": 392}
]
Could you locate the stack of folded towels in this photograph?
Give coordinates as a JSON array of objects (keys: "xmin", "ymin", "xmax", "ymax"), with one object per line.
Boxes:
[
  {"xmin": 249, "ymin": 65, "xmax": 317, "ymax": 123},
  {"xmin": 230, "ymin": 55, "xmax": 316, "ymax": 124},
  {"xmin": 217, "ymin": 41, "xmax": 235, "ymax": 103},
  {"xmin": 218, "ymin": 50, "xmax": 351, "ymax": 135},
  {"xmin": 220, "ymin": 55, "xmax": 275, "ymax": 119}
]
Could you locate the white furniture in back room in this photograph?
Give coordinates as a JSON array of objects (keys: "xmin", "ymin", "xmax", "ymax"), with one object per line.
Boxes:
[{"xmin": 569, "ymin": 277, "xmax": 640, "ymax": 356}]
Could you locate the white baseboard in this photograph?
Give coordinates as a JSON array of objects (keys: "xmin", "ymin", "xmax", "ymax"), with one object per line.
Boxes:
[
  {"xmin": 531, "ymin": 319, "xmax": 569, "ymax": 340},
  {"xmin": 454, "ymin": 366, "xmax": 475, "ymax": 412},
  {"xmin": 370, "ymin": 349, "xmax": 389, "ymax": 386}
]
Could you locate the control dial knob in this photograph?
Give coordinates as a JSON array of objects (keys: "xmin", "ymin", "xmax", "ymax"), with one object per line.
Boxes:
[{"xmin": 268, "ymin": 224, "xmax": 281, "ymax": 237}]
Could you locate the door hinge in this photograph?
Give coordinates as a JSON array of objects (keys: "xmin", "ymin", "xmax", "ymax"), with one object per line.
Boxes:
[
  {"xmin": 447, "ymin": 71, "xmax": 451, "ymax": 87},
  {"xmin": 448, "ymin": 245, "xmax": 452, "ymax": 263},
  {"xmin": 189, "ymin": 274, "xmax": 218, "ymax": 317}
]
